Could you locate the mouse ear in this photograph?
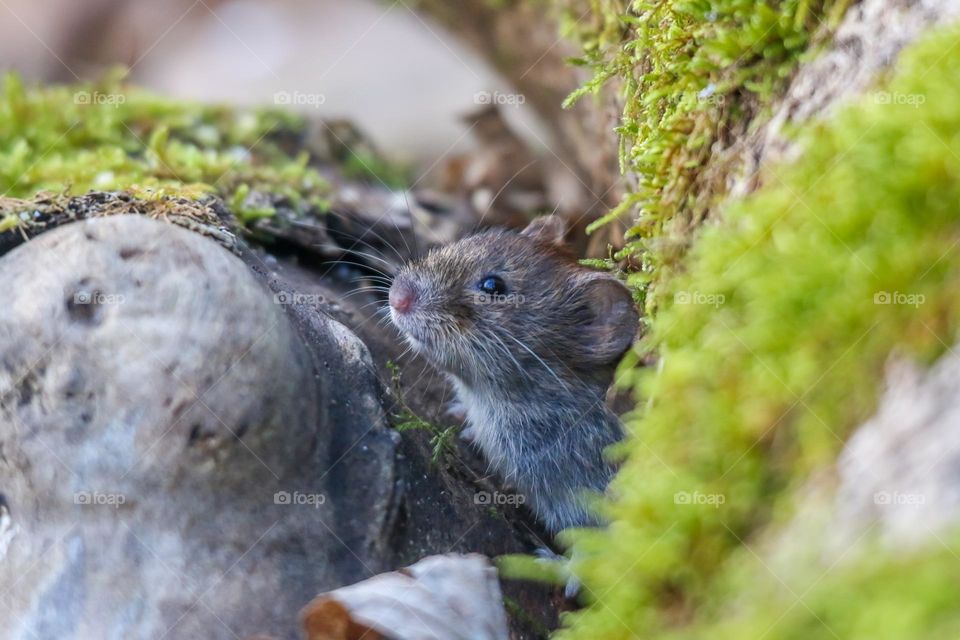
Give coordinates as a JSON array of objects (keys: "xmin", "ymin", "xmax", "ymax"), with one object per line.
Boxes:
[
  {"xmin": 521, "ymin": 215, "xmax": 566, "ymax": 247},
  {"xmin": 578, "ymin": 273, "xmax": 639, "ymax": 365}
]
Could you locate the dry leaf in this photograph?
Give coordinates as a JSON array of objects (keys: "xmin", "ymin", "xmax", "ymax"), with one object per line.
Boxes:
[{"xmin": 301, "ymin": 554, "xmax": 509, "ymax": 640}]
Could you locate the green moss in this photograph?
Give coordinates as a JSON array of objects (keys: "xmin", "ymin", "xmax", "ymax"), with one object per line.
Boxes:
[
  {"xmin": 0, "ymin": 72, "xmax": 329, "ymax": 225},
  {"xmin": 387, "ymin": 361, "xmax": 459, "ymax": 465},
  {"xmin": 340, "ymin": 149, "xmax": 412, "ymax": 189},
  {"xmin": 561, "ymin": 0, "xmax": 849, "ymax": 311},
  {"xmin": 561, "ymin": 24, "xmax": 960, "ymax": 639},
  {"xmin": 668, "ymin": 533, "xmax": 960, "ymax": 640},
  {"xmin": 0, "ymin": 191, "xmax": 239, "ymax": 255}
]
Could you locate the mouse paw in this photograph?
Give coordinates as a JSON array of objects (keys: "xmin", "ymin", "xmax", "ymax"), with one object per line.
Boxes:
[
  {"xmin": 534, "ymin": 546, "xmax": 562, "ymax": 561},
  {"xmin": 534, "ymin": 547, "xmax": 581, "ymax": 599},
  {"xmin": 563, "ymin": 574, "xmax": 582, "ymax": 599},
  {"xmin": 445, "ymin": 399, "xmax": 467, "ymax": 422},
  {"xmin": 459, "ymin": 424, "xmax": 477, "ymax": 442}
]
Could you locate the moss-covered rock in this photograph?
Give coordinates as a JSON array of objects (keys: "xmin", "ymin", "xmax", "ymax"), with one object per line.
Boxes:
[
  {"xmin": 0, "ymin": 72, "xmax": 329, "ymax": 225},
  {"xmin": 561, "ymin": 21, "xmax": 960, "ymax": 640},
  {"xmin": 0, "ymin": 191, "xmax": 237, "ymax": 256},
  {"xmin": 0, "ymin": 74, "xmax": 427, "ymax": 272}
]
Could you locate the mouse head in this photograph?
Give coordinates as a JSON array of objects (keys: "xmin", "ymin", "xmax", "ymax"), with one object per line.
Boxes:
[{"xmin": 389, "ymin": 216, "xmax": 639, "ymax": 389}]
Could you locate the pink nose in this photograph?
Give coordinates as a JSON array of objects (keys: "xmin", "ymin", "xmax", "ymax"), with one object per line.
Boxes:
[{"xmin": 389, "ymin": 280, "xmax": 417, "ymax": 314}]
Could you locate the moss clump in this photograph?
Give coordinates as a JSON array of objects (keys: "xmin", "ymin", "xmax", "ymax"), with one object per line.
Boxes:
[
  {"xmin": 387, "ymin": 361, "xmax": 458, "ymax": 466},
  {"xmin": 669, "ymin": 532, "xmax": 960, "ymax": 639},
  {"xmin": 561, "ymin": 0, "xmax": 849, "ymax": 310},
  {"xmin": 0, "ymin": 72, "xmax": 329, "ymax": 224},
  {"xmin": 0, "ymin": 191, "xmax": 238, "ymax": 256},
  {"xmin": 341, "ymin": 148, "xmax": 412, "ymax": 189},
  {"xmin": 561, "ymin": 24, "xmax": 960, "ymax": 639}
]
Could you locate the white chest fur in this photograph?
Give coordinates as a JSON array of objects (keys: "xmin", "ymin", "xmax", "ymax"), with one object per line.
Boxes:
[{"xmin": 447, "ymin": 375, "xmax": 516, "ymax": 477}]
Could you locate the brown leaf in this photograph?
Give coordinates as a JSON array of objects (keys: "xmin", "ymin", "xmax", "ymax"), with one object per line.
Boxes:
[{"xmin": 302, "ymin": 598, "xmax": 383, "ymax": 640}]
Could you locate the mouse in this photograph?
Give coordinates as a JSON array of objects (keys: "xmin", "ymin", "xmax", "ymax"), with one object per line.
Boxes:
[{"xmin": 388, "ymin": 215, "xmax": 639, "ymax": 535}]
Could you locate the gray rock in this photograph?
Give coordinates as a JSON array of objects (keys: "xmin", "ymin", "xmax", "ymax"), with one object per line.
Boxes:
[
  {"xmin": 0, "ymin": 215, "xmax": 398, "ymax": 639},
  {"xmin": 835, "ymin": 350, "xmax": 960, "ymax": 545}
]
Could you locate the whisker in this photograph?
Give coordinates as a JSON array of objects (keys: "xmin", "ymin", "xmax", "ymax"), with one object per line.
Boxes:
[
  {"xmin": 355, "ymin": 299, "xmax": 389, "ymax": 313},
  {"xmin": 320, "ymin": 258, "xmax": 393, "ymax": 280},
  {"xmin": 336, "ymin": 248, "xmax": 396, "ymax": 272},
  {"xmin": 401, "ymin": 190, "xmax": 422, "ymax": 259},
  {"xmin": 499, "ymin": 329, "xmax": 569, "ymax": 392},
  {"xmin": 350, "ymin": 274, "xmax": 393, "ymax": 285},
  {"xmin": 343, "ymin": 284, "xmax": 391, "ymax": 294},
  {"xmin": 341, "ymin": 289, "xmax": 390, "ymax": 302},
  {"xmin": 329, "ymin": 209, "xmax": 409, "ymax": 263}
]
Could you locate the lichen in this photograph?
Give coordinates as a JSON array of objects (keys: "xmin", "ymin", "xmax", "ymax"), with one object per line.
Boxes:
[{"xmin": 560, "ymin": 23, "xmax": 960, "ymax": 639}]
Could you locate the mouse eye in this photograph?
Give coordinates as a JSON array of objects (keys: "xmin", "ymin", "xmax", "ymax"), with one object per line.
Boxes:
[{"xmin": 477, "ymin": 275, "xmax": 507, "ymax": 296}]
